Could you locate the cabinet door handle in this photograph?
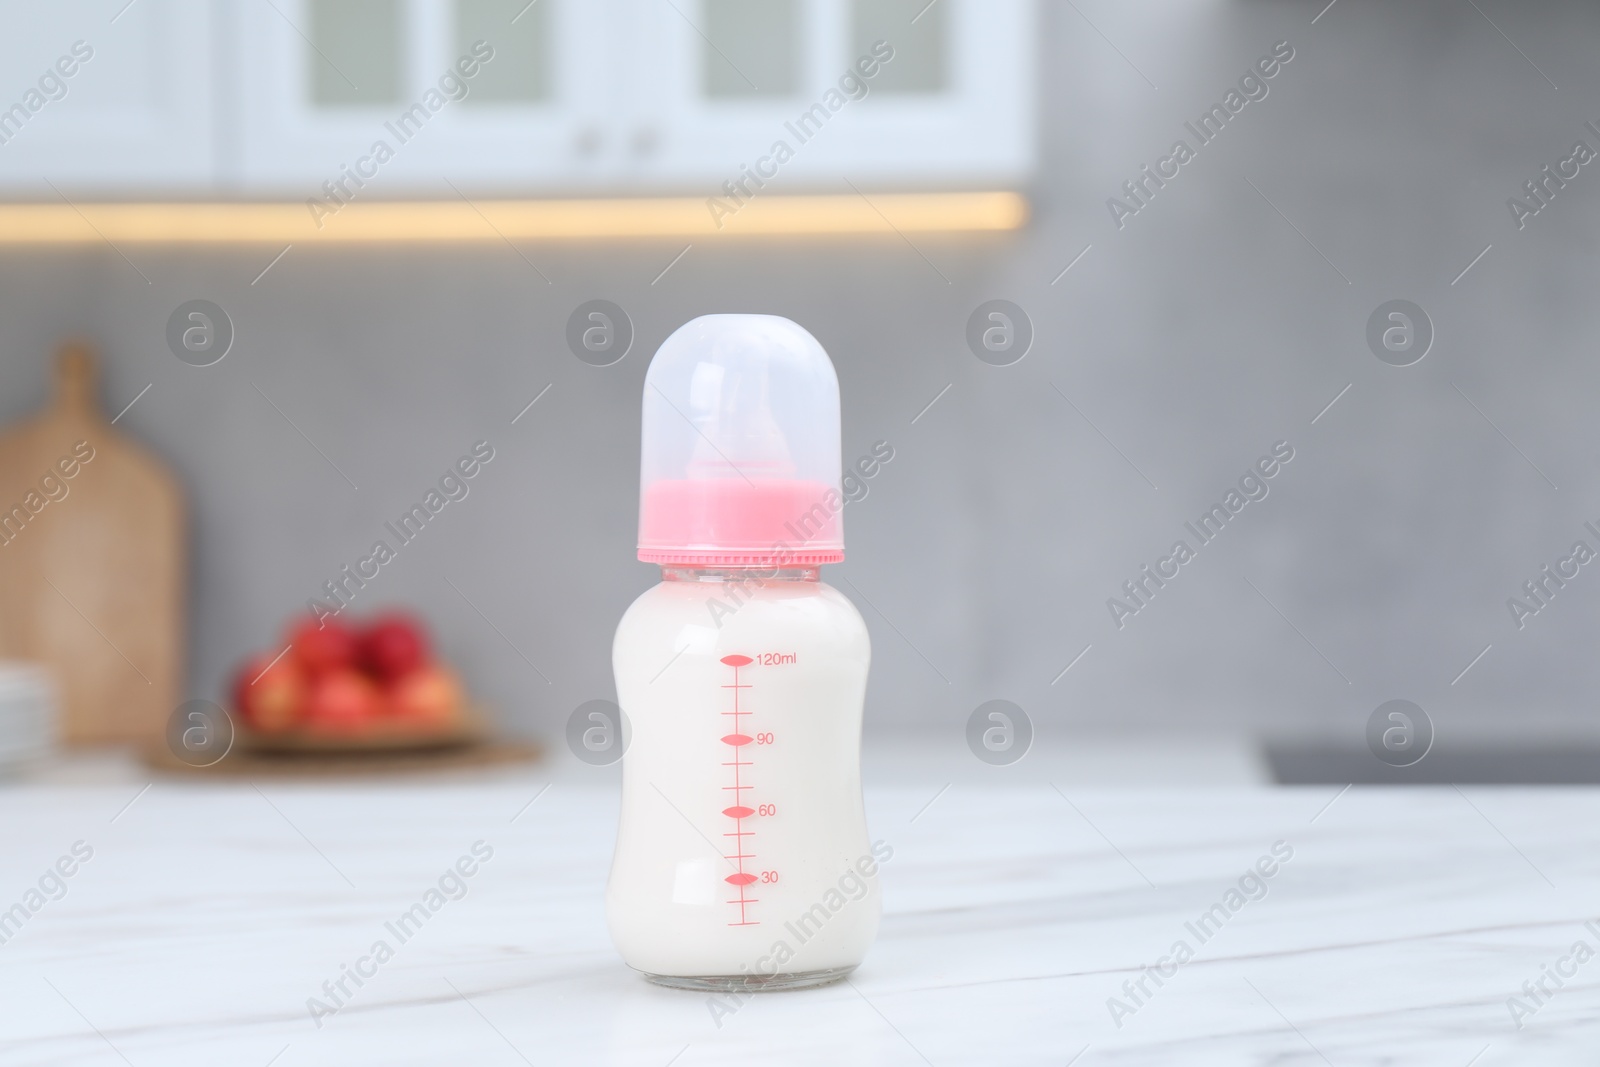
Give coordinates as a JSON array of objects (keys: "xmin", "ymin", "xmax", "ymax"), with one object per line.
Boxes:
[
  {"xmin": 573, "ymin": 125, "xmax": 603, "ymax": 157},
  {"xmin": 630, "ymin": 126, "xmax": 659, "ymax": 157}
]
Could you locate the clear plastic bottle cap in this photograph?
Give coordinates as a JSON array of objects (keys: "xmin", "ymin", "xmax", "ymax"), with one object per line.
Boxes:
[{"xmin": 638, "ymin": 315, "xmax": 844, "ymax": 567}]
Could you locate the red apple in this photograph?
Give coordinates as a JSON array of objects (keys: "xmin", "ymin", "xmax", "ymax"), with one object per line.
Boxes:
[
  {"xmin": 286, "ymin": 615, "xmax": 358, "ymax": 675},
  {"xmin": 304, "ymin": 669, "xmax": 381, "ymax": 734},
  {"xmin": 388, "ymin": 666, "xmax": 464, "ymax": 728},
  {"xmin": 232, "ymin": 652, "xmax": 306, "ymax": 734},
  {"xmin": 360, "ymin": 612, "xmax": 430, "ymax": 681}
]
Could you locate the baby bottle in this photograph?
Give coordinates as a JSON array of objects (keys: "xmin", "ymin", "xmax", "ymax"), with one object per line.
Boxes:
[{"xmin": 606, "ymin": 314, "xmax": 882, "ymax": 991}]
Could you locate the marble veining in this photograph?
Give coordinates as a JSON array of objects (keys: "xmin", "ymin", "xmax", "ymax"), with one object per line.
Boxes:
[{"xmin": 0, "ymin": 768, "xmax": 1597, "ymax": 1065}]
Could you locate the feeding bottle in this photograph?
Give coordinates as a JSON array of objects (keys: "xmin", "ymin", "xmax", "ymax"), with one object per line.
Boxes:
[{"xmin": 606, "ymin": 314, "xmax": 882, "ymax": 991}]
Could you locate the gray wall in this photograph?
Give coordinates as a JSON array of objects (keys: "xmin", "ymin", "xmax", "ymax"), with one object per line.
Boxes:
[{"xmin": 4, "ymin": 0, "xmax": 1599, "ymax": 745}]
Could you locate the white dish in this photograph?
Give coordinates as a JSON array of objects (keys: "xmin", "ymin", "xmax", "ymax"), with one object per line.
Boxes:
[{"xmin": 0, "ymin": 662, "xmax": 55, "ymax": 772}]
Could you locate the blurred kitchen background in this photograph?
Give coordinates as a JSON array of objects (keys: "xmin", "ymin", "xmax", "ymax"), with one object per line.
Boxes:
[{"xmin": 2, "ymin": 0, "xmax": 1598, "ymax": 780}]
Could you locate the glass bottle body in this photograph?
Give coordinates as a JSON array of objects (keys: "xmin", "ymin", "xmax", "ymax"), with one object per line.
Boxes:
[{"xmin": 606, "ymin": 567, "xmax": 878, "ymax": 991}]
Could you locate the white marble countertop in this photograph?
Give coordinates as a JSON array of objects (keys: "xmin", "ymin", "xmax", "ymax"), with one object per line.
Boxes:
[{"xmin": 1, "ymin": 748, "xmax": 1597, "ymax": 1066}]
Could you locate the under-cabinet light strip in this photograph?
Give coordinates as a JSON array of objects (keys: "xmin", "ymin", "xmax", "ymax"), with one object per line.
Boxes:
[{"xmin": 0, "ymin": 191, "xmax": 1026, "ymax": 243}]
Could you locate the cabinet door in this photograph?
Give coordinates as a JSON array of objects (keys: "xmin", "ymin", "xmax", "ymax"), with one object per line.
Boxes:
[
  {"xmin": 625, "ymin": 0, "xmax": 1034, "ymax": 191},
  {"xmin": 230, "ymin": 0, "xmax": 619, "ymax": 196},
  {"xmin": 0, "ymin": 0, "xmax": 216, "ymax": 195}
]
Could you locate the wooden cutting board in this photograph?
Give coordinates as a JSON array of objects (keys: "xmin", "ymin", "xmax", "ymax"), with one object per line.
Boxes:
[{"xmin": 0, "ymin": 342, "xmax": 184, "ymax": 745}]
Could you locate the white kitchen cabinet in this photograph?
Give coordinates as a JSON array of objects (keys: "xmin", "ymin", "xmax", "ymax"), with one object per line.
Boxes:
[
  {"xmin": 625, "ymin": 0, "xmax": 1035, "ymax": 191},
  {"xmin": 0, "ymin": 0, "xmax": 217, "ymax": 195},
  {"xmin": 229, "ymin": 0, "xmax": 1032, "ymax": 197},
  {"xmin": 0, "ymin": 0, "xmax": 1032, "ymax": 200},
  {"xmin": 228, "ymin": 0, "xmax": 619, "ymax": 197}
]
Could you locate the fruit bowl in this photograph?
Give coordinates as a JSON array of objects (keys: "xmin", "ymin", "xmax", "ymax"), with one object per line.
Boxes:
[
  {"xmin": 230, "ymin": 611, "xmax": 481, "ymax": 754},
  {"xmin": 240, "ymin": 704, "xmax": 490, "ymax": 754}
]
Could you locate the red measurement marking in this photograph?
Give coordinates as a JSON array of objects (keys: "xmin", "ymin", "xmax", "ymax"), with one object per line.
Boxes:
[{"xmin": 721, "ymin": 655, "xmax": 759, "ymax": 925}]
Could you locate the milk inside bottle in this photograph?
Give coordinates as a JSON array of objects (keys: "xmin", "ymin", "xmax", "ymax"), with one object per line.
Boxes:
[{"xmin": 606, "ymin": 314, "xmax": 882, "ymax": 991}]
